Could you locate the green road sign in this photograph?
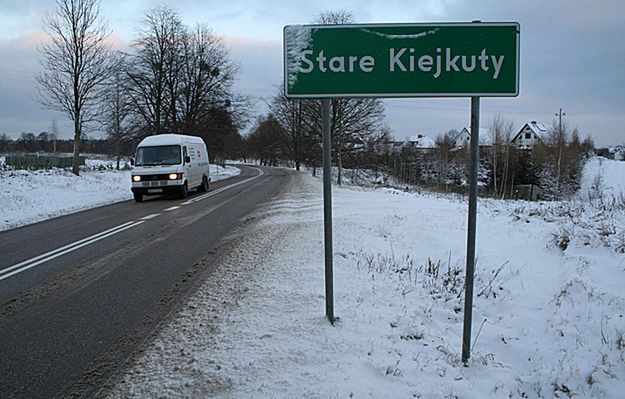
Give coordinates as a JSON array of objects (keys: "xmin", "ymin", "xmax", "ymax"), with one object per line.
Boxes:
[{"xmin": 284, "ymin": 23, "xmax": 519, "ymax": 98}]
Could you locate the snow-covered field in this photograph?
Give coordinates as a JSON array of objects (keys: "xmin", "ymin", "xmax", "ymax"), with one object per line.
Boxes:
[
  {"xmin": 2, "ymin": 156, "xmax": 624, "ymax": 397},
  {"xmin": 103, "ymin": 157, "xmax": 625, "ymax": 398},
  {"xmin": 0, "ymin": 157, "xmax": 240, "ymax": 231}
]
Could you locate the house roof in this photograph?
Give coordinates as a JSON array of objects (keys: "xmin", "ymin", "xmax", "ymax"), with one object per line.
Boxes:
[
  {"xmin": 390, "ymin": 134, "xmax": 436, "ymax": 150},
  {"xmin": 526, "ymin": 121, "xmax": 548, "ymax": 136},
  {"xmin": 409, "ymin": 134, "xmax": 436, "ymax": 149},
  {"xmin": 513, "ymin": 121, "xmax": 549, "ymax": 142}
]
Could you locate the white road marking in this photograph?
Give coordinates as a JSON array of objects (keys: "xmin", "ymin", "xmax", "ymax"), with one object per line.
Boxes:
[
  {"xmin": 0, "ymin": 220, "xmax": 145, "ymax": 282},
  {"xmin": 140, "ymin": 213, "xmax": 161, "ymax": 220},
  {"xmin": 164, "ymin": 206, "xmax": 180, "ymax": 211},
  {"xmin": 182, "ymin": 168, "xmax": 265, "ymax": 205}
]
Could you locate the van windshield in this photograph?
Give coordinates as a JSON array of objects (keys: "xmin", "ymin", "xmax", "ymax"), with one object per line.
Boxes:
[{"xmin": 135, "ymin": 145, "xmax": 181, "ymax": 166}]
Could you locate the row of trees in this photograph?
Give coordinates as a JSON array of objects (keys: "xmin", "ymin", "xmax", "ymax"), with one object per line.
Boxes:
[
  {"xmin": 4, "ymin": 113, "xmax": 593, "ymax": 200},
  {"xmin": 35, "ymin": 0, "xmax": 243, "ymax": 175},
  {"xmin": 244, "ymin": 84, "xmax": 386, "ymax": 182},
  {"xmin": 8, "ymin": 112, "xmax": 593, "ymax": 198},
  {"xmin": 485, "ymin": 117, "xmax": 594, "ymax": 199},
  {"xmin": 241, "ymin": 105, "xmax": 594, "ymax": 200},
  {"xmin": 359, "ymin": 119, "xmax": 594, "ymax": 200},
  {"xmin": 386, "ymin": 119, "xmax": 593, "ymax": 200},
  {"xmin": 0, "ymin": 132, "xmax": 126, "ymax": 157}
]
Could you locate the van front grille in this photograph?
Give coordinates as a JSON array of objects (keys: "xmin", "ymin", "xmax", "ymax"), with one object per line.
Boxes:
[{"xmin": 143, "ymin": 174, "xmax": 172, "ymax": 181}]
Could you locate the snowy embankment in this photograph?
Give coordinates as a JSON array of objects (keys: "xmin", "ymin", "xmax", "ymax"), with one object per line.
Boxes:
[
  {"xmin": 107, "ymin": 157, "xmax": 625, "ymax": 398},
  {"xmin": 0, "ymin": 157, "xmax": 240, "ymax": 231}
]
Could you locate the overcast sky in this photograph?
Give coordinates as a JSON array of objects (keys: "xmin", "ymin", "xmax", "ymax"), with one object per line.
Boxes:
[{"xmin": 0, "ymin": 0, "xmax": 623, "ymax": 146}]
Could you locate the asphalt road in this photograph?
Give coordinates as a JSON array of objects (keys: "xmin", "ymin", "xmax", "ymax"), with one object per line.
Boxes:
[{"xmin": 0, "ymin": 165, "xmax": 292, "ymax": 398}]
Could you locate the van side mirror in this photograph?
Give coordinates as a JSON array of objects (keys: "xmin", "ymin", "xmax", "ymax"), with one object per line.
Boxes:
[
  {"xmin": 130, "ymin": 158, "xmax": 134, "ymax": 166},
  {"xmin": 185, "ymin": 156, "xmax": 191, "ymax": 164}
]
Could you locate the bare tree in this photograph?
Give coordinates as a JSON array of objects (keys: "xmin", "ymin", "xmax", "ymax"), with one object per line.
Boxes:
[
  {"xmin": 331, "ymin": 98, "xmax": 385, "ymax": 184},
  {"xmin": 177, "ymin": 24, "xmax": 238, "ymax": 133},
  {"xmin": 317, "ymin": 9, "xmax": 353, "ymax": 25},
  {"xmin": 489, "ymin": 115, "xmax": 514, "ymax": 198},
  {"xmin": 435, "ymin": 130, "xmax": 455, "ymax": 189},
  {"xmin": 36, "ymin": 0, "xmax": 112, "ymax": 175},
  {"xmin": 246, "ymin": 114, "xmax": 285, "ymax": 166},
  {"xmin": 99, "ymin": 53, "xmax": 134, "ymax": 170},
  {"xmin": 499, "ymin": 120, "xmax": 514, "ymax": 198},
  {"xmin": 271, "ymin": 85, "xmax": 316, "ymax": 171},
  {"xmin": 489, "ymin": 116, "xmax": 503, "ymax": 196},
  {"xmin": 126, "ymin": 6, "xmax": 185, "ymax": 136},
  {"xmin": 126, "ymin": 6, "xmax": 241, "ymax": 161},
  {"xmin": 546, "ymin": 119, "xmax": 569, "ymax": 198}
]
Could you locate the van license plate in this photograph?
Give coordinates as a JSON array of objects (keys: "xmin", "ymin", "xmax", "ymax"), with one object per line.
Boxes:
[{"xmin": 148, "ymin": 188, "xmax": 163, "ymax": 193}]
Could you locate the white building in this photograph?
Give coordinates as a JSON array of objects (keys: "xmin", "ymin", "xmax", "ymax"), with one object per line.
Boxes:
[
  {"xmin": 455, "ymin": 128, "xmax": 493, "ymax": 148},
  {"xmin": 411, "ymin": 134, "xmax": 436, "ymax": 149},
  {"xmin": 390, "ymin": 134, "xmax": 436, "ymax": 153},
  {"xmin": 454, "ymin": 129, "xmax": 471, "ymax": 148},
  {"xmin": 609, "ymin": 145, "xmax": 624, "ymax": 161},
  {"xmin": 511, "ymin": 121, "xmax": 548, "ymax": 149}
]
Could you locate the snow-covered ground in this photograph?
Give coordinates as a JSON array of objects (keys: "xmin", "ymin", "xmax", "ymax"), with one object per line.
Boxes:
[
  {"xmin": 0, "ymin": 157, "xmax": 240, "ymax": 231},
  {"xmin": 2, "ymin": 155, "xmax": 624, "ymax": 397},
  {"xmin": 102, "ymin": 157, "xmax": 625, "ymax": 398}
]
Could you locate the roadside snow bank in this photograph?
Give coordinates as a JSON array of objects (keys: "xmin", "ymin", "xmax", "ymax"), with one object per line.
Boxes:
[
  {"xmin": 108, "ymin": 167, "xmax": 625, "ymax": 398},
  {"xmin": 0, "ymin": 168, "xmax": 132, "ymax": 231},
  {"xmin": 0, "ymin": 162, "xmax": 240, "ymax": 231}
]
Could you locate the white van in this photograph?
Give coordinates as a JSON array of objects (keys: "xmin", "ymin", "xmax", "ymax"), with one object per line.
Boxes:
[{"xmin": 131, "ymin": 134, "xmax": 210, "ymax": 202}]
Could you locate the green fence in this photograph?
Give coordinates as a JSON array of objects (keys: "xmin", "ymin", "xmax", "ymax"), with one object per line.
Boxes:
[{"xmin": 5, "ymin": 155, "xmax": 86, "ymax": 169}]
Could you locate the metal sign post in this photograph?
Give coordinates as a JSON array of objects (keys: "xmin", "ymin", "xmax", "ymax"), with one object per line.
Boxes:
[
  {"xmin": 462, "ymin": 96, "xmax": 480, "ymax": 364},
  {"xmin": 322, "ymin": 99, "xmax": 335, "ymax": 323}
]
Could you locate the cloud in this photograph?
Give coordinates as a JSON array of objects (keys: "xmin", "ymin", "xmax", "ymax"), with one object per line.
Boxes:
[
  {"xmin": 105, "ymin": 33, "xmax": 128, "ymax": 51},
  {"xmin": 0, "ymin": 31, "xmax": 74, "ymax": 138},
  {"xmin": 4, "ymin": 30, "xmax": 49, "ymax": 51},
  {"xmin": 224, "ymin": 35, "xmax": 283, "ymax": 118},
  {"xmin": 1, "ymin": 0, "xmax": 624, "ymax": 146}
]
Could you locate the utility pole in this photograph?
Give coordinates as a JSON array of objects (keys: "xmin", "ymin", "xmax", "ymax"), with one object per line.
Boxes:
[
  {"xmin": 51, "ymin": 118, "xmax": 58, "ymax": 153},
  {"xmin": 554, "ymin": 108, "xmax": 566, "ymax": 199},
  {"xmin": 556, "ymin": 108, "xmax": 566, "ymax": 136}
]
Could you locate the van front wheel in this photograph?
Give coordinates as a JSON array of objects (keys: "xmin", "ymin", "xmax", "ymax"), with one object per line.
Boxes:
[
  {"xmin": 180, "ymin": 182, "xmax": 188, "ymax": 199},
  {"xmin": 133, "ymin": 192, "xmax": 143, "ymax": 202}
]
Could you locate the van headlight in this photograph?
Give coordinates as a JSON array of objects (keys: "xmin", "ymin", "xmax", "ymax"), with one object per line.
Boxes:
[
  {"xmin": 169, "ymin": 173, "xmax": 182, "ymax": 180},
  {"xmin": 132, "ymin": 175, "xmax": 141, "ymax": 182}
]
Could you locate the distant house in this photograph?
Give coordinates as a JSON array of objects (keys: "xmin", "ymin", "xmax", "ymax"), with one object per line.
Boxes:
[
  {"xmin": 454, "ymin": 127, "xmax": 492, "ymax": 149},
  {"xmin": 411, "ymin": 134, "xmax": 436, "ymax": 149},
  {"xmin": 390, "ymin": 134, "xmax": 436, "ymax": 153},
  {"xmin": 454, "ymin": 128, "xmax": 471, "ymax": 148},
  {"xmin": 511, "ymin": 121, "xmax": 548, "ymax": 149},
  {"xmin": 609, "ymin": 145, "xmax": 625, "ymax": 161}
]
